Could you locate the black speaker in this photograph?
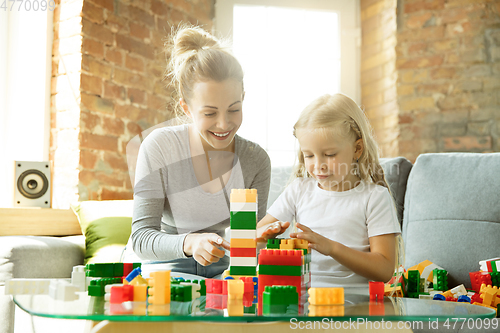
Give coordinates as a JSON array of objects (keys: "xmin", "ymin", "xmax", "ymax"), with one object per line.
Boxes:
[{"xmin": 14, "ymin": 161, "xmax": 51, "ymax": 207}]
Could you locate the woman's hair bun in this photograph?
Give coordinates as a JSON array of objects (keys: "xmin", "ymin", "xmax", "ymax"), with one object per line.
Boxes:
[{"xmin": 173, "ymin": 26, "xmax": 219, "ymax": 55}]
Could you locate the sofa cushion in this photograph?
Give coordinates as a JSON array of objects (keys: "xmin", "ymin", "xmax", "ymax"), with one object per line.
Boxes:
[
  {"xmin": 71, "ymin": 200, "xmax": 133, "ymax": 264},
  {"xmin": 0, "ymin": 236, "xmax": 85, "ymax": 283},
  {"xmin": 402, "ymin": 153, "xmax": 500, "ymax": 289},
  {"xmin": 380, "ymin": 157, "xmax": 413, "ymax": 226}
]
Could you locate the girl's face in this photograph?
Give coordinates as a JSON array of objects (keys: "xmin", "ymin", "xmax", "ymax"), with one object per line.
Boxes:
[
  {"xmin": 181, "ymin": 79, "xmax": 243, "ymax": 150},
  {"xmin": 296, "ymin": 127, "xmax": 363, "ymax": 191}
]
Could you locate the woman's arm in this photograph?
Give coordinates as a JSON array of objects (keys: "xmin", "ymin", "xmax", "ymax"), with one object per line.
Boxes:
[{"xmin": 291, "ymin": 223, "xmax": 396, "ymax": 283}]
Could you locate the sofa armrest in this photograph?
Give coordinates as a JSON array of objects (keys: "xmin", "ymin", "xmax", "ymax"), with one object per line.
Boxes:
[{"xmin": 0, "ymin": 236, "xmax": 85, "ymax": 284}]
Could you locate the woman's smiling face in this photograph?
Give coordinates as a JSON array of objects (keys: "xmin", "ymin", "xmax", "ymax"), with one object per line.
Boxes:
[{"xmin": 182, "ymin": 79, "xmax": 243, "ymax": 150}]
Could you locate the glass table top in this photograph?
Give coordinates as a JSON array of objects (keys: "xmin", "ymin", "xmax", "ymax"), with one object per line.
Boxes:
[{"xmin": 13, "ymin": 282, "xmax": 496, "ymax": 323}]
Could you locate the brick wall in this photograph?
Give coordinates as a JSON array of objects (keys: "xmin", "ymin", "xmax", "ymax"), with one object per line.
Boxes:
[
  {"xmin": 361, "ymin": 0, "xmax": 500, "ymax": 162},
  {"xmin": 51, "ymin": 0, "xmax": 214, "ymax": 208},
  {"xmin": 360, "ymin": 0, "xmax": 399, "ymax": 158}
]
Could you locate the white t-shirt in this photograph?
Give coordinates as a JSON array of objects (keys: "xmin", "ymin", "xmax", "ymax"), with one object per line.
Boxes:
[{"xmin": 267, "ymin": 177, "xmax": 401, "ymax": 289}]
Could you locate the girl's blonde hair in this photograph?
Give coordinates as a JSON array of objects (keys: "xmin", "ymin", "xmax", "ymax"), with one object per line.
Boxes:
[
  {"xmin": 292, "ymin": 93, "xmax": 404, "ymax": 285},
  {"xmin": 291, "ymin": 93, "xmax": 389, "ymax": 189},
  {"xmin": 164, "ymin": 24, "xmax": 244, "ymax": 119}
]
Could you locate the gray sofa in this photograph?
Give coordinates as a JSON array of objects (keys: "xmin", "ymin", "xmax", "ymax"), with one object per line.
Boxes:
[{"xmin": 1, "ymin": 153, "xmax": 499, "ymax": 333}]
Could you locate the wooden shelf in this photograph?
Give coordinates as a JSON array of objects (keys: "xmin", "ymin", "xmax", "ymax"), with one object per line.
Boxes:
[{"xmin": 0, "ymin": 207, "xmax": 82, "ymax": 236}]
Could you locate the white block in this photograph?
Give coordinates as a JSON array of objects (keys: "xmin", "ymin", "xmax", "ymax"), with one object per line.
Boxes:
[
  {"xmin": 71, "ymin": 265, "xmax": 86, "ymax": 292},
  {"xmin": 230, "ymin": 229, "xmax": 256, "ymax": 239},
  {"xmin": 421, "ymin": 263, "xmax": 444, "ymax": 281},
  {"xmin": 230, "ymin": 202, "xmax": 257, "ymax": 212},
  {"xmin": 450, "ymin": 284, "xmax": 467, "ymax": 297},
  {"xmin": 230, "ymin": 257, "xmax": 257, "ymax": 267},
  {"xmin": 5, "ymin": 279, "xmax": 51, "ymax": 295},
  {"xmin": 479, "ymin": 258, "xmax": 500, "ymax": 272},
  {"xmin": 49, "ymin": 280, "xmax": 78, "ymax": 301}
]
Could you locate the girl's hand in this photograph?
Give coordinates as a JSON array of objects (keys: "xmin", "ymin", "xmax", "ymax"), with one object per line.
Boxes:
[
  {"xmin": 256, "ymin": 221, "xmax": 290, "ymax": 243},
  {"xmin": 183, "ymin": 233, "xmax": 231, "ymax": 266},
  {"xmin": 290, "ymin": 223, "xmax": 334, "ymax": 256}
]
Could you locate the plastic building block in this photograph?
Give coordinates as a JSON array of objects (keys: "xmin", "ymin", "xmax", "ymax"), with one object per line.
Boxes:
[
  {"xmin": 230, "ymin": 257, "xmax": 257, "ymax": 267},
  {"xmin": 433, "ymin": 294, "xmax": 446, "ymax": 301},
  {"xmin": 227, "ymin": 298, "xmax": 244, "ymax": 316},
  {"xmin": 85, "ymin": 263, "xmax": 126, "ymax": 278},
  {"xmin": 148, "ymin": 271, "xmax": 171, "ymax": 305},
  {"xmin": 230, "ymin": 202, "xmax": 257, "ymax": 213},
  {"xmin": 433, "ymin": 269, "xmax": 448, "ymax": 291},
  {"xmin": 470, "ymin": 271, "xmax": 492, "ymax": 292},
  {"xmin": 457, "ymin": 295, "xmax": 471, "ymax": 303},
  {"xmin": 490, "ymin": 272, "xmax": 500, "ymax": 287},
  {"xmin": 109, "ymin": 285, "xmax": 134, "ymax": 304},
  {"xmin": 308, "ymin": 287, "xmax": 344, "ymax": 305},
  {"xmin": 71, "ymin": 265, "xmax": 86, "ymax": 292},
  {"xmin": 279, "ymin": 239, "xmax": 294, "ymax": 250},
  {"xmin": 125, "ymin": 267, "xmax": 141, "ymax": 283},
  {"xmin": 406, "ymin": 260, "xmax": 444, "ymax": 283},
  {"xmin": 231, "ymin": 229, "xmax": 256, "ymax": 239},
  {"xmin": 230, "ymin": 238, "xmax": 256, "ymax": 248},
  {"xmin": 266, "ymin": 239, "xmax": 280, "ymax": 249},
  {"xmin": 257, "ymin": 274, "xmax": 302, "ymax": 315},
  {"xmin": 206, "ymin": 279, "xmax": 223, "ymax": 294},
  {"xmin": 479, "ymin": 284, "xmax": 499, "ymax": 308},
  {"xmin": 407, "ymin": 270, "xmax": 420, "ymax": 295},
  {"xmin": 133, "ymin": 284, "xmax": 147, "ymax": 302},
  {"xmin": 227, "ymin": 279, "xmax": 244, "ymax": 299},
  {"xmin": 148, "ymin": 304, "xmax": 171, "ymax": 316},
  {"xmin": 230, "ymin": 247, "xmax": 256, "ymax": 257},
  {"xmin": 230, "ymin": 189, "xmax": 257, "ymax": 203},
  {"xmin": 262, "ymin": 286, "xmax": 298, "ymax": 315},
  {"xmin": 450, "ymin": 284, "xmax": 467, "ymax": 297},
  {"xmin": 258, "ymin": 249, "xmax": 303, "ymax": 266},
  {"xmin": 180, "ymin": 282, "xmax": 201, "ymax": 300},
  {"xmin": 239, "ymin": 277, "xmax": 255, "ymax": 293},
  {"xmin": 4, "ymin": 279, "xmax": 51, "ymax": 295},
  {"xmin": 230, "ymin": 214, "xmax": 257, "ymax": 229},
  {"xmin": 471, "ymin": 292, "xmax": 482, "ymax": 304},
  {"xmin": 308, "ymin": 305, "xmax": 344, "ymax": 316},
  {"xmin": 171, "ymin": 285, "xmax": 192, "ymax": 302},
  {"xmin": 480, "ymin": 258, "xmax": 500, "ymax": 272},
  {"xmin": 369, "ymin": 281, "xmax": 384, "ymax": 301},
  {"xmin": 49, "ymin": 280, "xmax": 78, "ymax": 301},
  {"xmin": 369, "ymin": 302, "xmax": 385, "ymax": 316},
  {"xmin": 230, "ymin": 266, "xmax": 256, "ymax": 276},
  {"xmin": 88, "ymin": 278, "xmax": 122, "ymax": 296},
  {"xmin": 294, "ymin": 239, "xmax": 309, "ymax": 250},
  {"xmin": 130, "ymin": 275, "xmax": 148, "ymax": 286},
  {"xmin": 122, "ymin": 263, "xmax": 141, "ymax": 277},
  {"xmin": 259, "ymin": 264, "xmax": 301, "ymax": 276}
]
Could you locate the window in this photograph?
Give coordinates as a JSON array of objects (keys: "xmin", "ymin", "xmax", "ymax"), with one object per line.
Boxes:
[
  {"xmin": 216, "ymin": 0, "xmax": 360, "ymax": 166},
  {"xmin": 0, "ymin": 8, "xmax": 53, "ymax": 207}
]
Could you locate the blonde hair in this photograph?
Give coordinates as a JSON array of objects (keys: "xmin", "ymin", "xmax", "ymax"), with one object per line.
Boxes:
[
  {"xmin": 164, "ymin": 24, "xmax": 244, "ymax": 119},
  {"xmin": 292, "ymin": 93, "xmax": 405, "ymax": 284},
  {"xmin": 291, "ymin": 93, "xmax": 389, "ymax": 189}
]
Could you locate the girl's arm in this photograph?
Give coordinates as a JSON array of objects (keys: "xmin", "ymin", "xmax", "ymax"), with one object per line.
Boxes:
[{"xmin": 291, "ymin": 223, "xmax": 396, "ymax": 282}]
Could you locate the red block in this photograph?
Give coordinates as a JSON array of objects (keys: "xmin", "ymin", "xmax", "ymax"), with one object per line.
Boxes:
[
  {"xmin": 258, "ymin": 249, "xmax": 303, "ymax": 266},
  {"xmin": 469, "ymin": 271, "xmax": 492, "ymax": 293},
  {"xmin": 243, "ymin": 292, "xmax": 253, "ymax": 307},
  {"xmin": 239, "ymin": 277, "xmax": 255, "ymax": 293},
  {"xmin": 222, "ymin": 279, "xmax": 228, "ymax": 295},
  {"xmin": 471, "ymin": 293, "xmax": 482, "ymax": 304},
  {"xmin": 369, "ymin": 281, "xmax": 385, "ymax": 301},
  {"xmin": 206, "ymin": 279, "xmax": 223, "ymax": 294},
  {"xmin": 206, "ymin": 294, "xmax": 227, "ymax": 309},
  {"xmin": 123, "ymin": 263, "xmax": 134, "ymax": 277},
  {"xmin": 230, "ymin": 248, "xmax": 256, "ymax": 257},
  {"xmin": 110, "ymin": 285, "xmax": 134, "ymax": 304},
  {"xmin": 369, "ymin": 301, "xmax": 385, "ymax": 316}
]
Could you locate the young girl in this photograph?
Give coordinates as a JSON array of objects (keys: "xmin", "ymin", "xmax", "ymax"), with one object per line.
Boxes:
[{"xmin": 256, "ymin": 93, "xmax": 401, "ymax": 291}]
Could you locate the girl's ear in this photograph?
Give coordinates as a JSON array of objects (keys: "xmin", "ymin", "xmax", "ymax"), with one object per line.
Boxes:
[
  {"xmin": 179, "ymin": 98, "xmax": 191, "ymax": 118},
  {"xmin": 354, "ymin": 138, "xmax": 364, "ymax": 159}
]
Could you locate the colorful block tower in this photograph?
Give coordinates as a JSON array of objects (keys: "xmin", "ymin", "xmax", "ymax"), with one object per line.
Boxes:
[{"xmin": 229, "ymin": 189, "xmax": 258, "ymax": 276}]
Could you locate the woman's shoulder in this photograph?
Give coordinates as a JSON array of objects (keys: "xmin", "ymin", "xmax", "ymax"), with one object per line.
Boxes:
[
  {"xmin": 235, "ymin": 135, "xmax": 270, "ymax": 163},
  {"xmin": 143, "ymin": 124, "xmax": 189, "ymax": 145}
]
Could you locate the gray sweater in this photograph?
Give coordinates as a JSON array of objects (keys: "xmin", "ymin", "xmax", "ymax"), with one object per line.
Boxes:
[{"xmin": 129, "ymin": 124, "xmax": 271, "ymax": 261}]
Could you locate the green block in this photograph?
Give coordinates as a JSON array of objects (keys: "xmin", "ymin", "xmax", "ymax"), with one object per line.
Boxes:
[
  {"xmin": 88, "ymin": 277, "xmax": 121, "ymax": 296},
  {"xmin": 433, "ymin": 269, "xmax": 448, "ymax": 291},
  {"xmin": 230, "ymin": 212, "xmax": 256, "ymax": 229},
  {"xmin": 244, "ymin": 304, "xmax": 256, "ymax": 314},
  {"xmin": 113, "ymin": 263, "xmax": 123, "ymax": 277},
  {"xmin": 86, "ymin": 263, "xmax": 116, "ymax": 278},
  {"xmin": 407, "ymin": 270, "xmax": 420, "ymax": 293},
  {"xmin": 266, "ymin": 239, "xmax": 280, "ymax": 249},
  {"xmin": 490, "ymin": 272, "xmax": 500, "ymax": 287},
  {"xmin": 259, "ymin": 264, "xmax": 301, "ymax": 276},
  {"xmin": 263, "ymin": 286, "xmax": 298, "ymax": 305},
  {"xmin": 171, "ymin": 285, "xmax": 192, "ymax": 302},
  {"xmin": 230, "ymin": 266, "xmax": 256, "ymax": 276}
]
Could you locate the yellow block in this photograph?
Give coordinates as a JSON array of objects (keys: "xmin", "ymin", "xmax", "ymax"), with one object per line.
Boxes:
[
  {"xmin": 130, "ymin": 275, "xmax": 148, "ymax": 286},
  {"xmin": 231, "ymin": 238, "xmax": 256, "ymax": 248},
  {"xmin": 308, "ymin": 305, "xmax": 344, "ymax": 316},
  {"xmin": 280, "ymin": 239, "xmax": 294, "ymax": 250},
  {"xmin": 227, "ymin": 299, "xmax": 244, "ymax": 316},
  {"xmin": 294, "ymin": 239, "xmax": 309, "ymax": 250},
  {"xmin": 133, "ymin": 284, "xmax": 148, "ymax": 302},
  {"xmin": 148, "ymin": 304, "xmax": 170, "ymax": 316},
  {"xmin": 230, "ymin": 189, "xmax": 257, "ymax": 203},
  {"xmin": 148, "ymin": 271, "xmax": 171, "ymax": 305},
  {"xmin": 308, "ymin": 287, "xmax": 344, "ymax": 305},
  {"xmin": 227, "ymin": 280, "xmax": 244, "ymax": 299},
  {"xmin": 222, "ymin": 269, "xmax": 257, "ymax": 280}
]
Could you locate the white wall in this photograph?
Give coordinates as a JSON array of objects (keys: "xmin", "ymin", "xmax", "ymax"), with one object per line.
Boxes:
[{"xmin": 0, "ymin": 8, "xmax": 53, "ymax": 208}]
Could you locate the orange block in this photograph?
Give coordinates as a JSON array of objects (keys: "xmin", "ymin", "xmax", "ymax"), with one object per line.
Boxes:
[
  {"xmin": 148, "ymin": 271, "xmax": 170, "ymax": 305},
  {"xmin": 280, "ymin": 239, "xmax": 294, "ymax": 250},
  {"xmin": 231, "ymin": 238, "xmax": 256, "ymax": 248},
  {"xmin": 133, "ymin": 284, "xmax": 147, "ymax": 302},
  {"xmin": 230, "ymin": 189, "xmax": 257, "ymax": 203},
  {"xmin": 308, "ymin": 287, "xmax": 344, "ymax": 305}
]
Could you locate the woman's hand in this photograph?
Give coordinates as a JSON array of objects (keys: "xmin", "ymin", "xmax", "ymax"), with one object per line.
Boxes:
[
  {"xmin": 183, "ymin": 233, "xmax": 230, "ymax": 266},
  {"xmin": 256, "ymin": 221, "xmax": 290, "ymax": 243},
  {"xmin": 289, "ymin": 223, "xmax": 335, "ymax": 256}
]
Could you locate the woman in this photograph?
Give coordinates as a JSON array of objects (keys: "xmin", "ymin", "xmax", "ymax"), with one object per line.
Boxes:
[{"xmin": 123, "ymin": 25, "xmax": 271, "ymax": 278}]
